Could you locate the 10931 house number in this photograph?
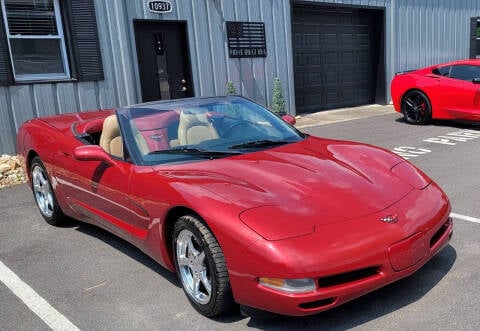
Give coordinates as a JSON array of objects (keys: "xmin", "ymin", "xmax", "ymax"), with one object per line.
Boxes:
[{"xmin": 148, "ymin": 1, "xmax": 172, "ymax": 14}]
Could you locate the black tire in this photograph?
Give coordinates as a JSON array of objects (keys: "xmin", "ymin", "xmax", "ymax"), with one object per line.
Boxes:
[
  {"xmin": 173, "ymin": 215, "xmax": 234, "ymax": 317},
  {"xmin": 30, "ymin": 157, "xmax": 66, "ymax": 226},
  {"xmin": 401, "ymin": 90, "xmax": 432, "ymax": 125}
]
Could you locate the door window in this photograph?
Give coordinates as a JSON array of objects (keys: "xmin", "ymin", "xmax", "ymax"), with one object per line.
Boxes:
[
  {"xmin": 432, "ymin": 66, "xmax": 451, "ymax": 77},
  {"xmin": 449, "ymin": 65, "xmax": 480, "ymax": 81}
]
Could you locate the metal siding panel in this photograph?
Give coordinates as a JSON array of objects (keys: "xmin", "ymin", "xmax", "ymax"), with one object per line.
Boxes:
[
  {"xmin": 238, "ymin": 1, "xmax": 257, "ymax": 101},
  {"xmin": 428, "ymin": 0, "xmax": 435, "ymax": 64},
  {"xmin": 77, "ymin": 82, "xmax": 99, "ymax": 111},
  {"xmin": 445, "ymin": 0, "xmax": 453, "ymax": 62},
  {"xmin": 261, "ymin": 0, "xmax": 277, "ymax": 108},
  {"xmin": 191, "ymin": 0, "xmax": 215, "ymax": 96},
  {"xmin": 9, "ymin": 86, "xmax": 35, "ymax": 129},
  {"xmin": 385, "ymin": 0, "xmax": 393, "ymax": 103},
  {"xmin": 234, "ymin": 0, "xmax": 250, "ymax": 97},
  {"xmin": 119, "ymin": 1, "xmax": 138, "ymax": 106},
  {"xmin": 171, "ymin": 0, "xmax": 181, "ymax": 20},
  {"xmin": 33, "ymin": 85, "xmax": 57, "ymax": 117},
  {"xmin": 271, "ymin": 0, "xmax": 290, "ymax": 112},
  {"xmin": 249, "ymin": 0, "xmax": 267, "ymax": 105},
  {"xmin": 221, "ymin": 0, "xmax": 241, "ymax": 95},
  {"xmin": 283, "ymin": 0, "xmax": 295, "ymax": 114},
  {"xmin": 189, "ymin": 0, "xmax": 213, "ymax": 96},
  {"xmin": 95, "ymin": 0, "xmax": 120, "ymax": 108},
  {"xmin": 55, "ymin": 83, "xmax": 77, "ymax": 114},
  {"xmin": 101, "ymin": 0, "xmax": 135, "ymax": 106},
  {"xmin": 419, "ymin": 1, "xmax": 426, "ymax": 67},
  {"xmin": 206, "ymin": 0, "xmax": 228, "ymax": 95},
  {"xmin": 0, "ymin": 90, "xmax": 15, "ymax": 154}
]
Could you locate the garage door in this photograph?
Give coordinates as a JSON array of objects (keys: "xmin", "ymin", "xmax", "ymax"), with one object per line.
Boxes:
[{"xmin": 292, "ymin": 5, "xmax": 381, "ymax": 113}]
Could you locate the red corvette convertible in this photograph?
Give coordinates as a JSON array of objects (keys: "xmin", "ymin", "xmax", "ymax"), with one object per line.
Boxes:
[
  {"xmin": 17, "ymin": 96, "xmax": 452, "ymax": 317},
  {"xmin": 391, "ymin": 59, "xmax": 480, "ymax": 124}
]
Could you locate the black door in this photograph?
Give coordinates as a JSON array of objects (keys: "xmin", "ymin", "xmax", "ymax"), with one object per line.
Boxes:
[
  {"xmin": 134, "ymin": 20, "xmax": 193, "ymax": 102},
  {"xmin": 292, "ymin": 5, "xmax": 383, "ymax": 113}
]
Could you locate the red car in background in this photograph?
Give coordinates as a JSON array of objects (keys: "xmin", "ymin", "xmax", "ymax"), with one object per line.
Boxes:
[
  {"xmin": 391, "ymin": 59, "xmax": 480, "ymax": 124},
  {"xmin": 17, "ymin": 96, "xmax": 453, "ymax": 317}
]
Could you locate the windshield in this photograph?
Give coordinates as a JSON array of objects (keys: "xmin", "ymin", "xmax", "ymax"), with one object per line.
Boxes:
[{"xmin": 117, "ymin": 96, "xmax": 304, "ymax": 165}]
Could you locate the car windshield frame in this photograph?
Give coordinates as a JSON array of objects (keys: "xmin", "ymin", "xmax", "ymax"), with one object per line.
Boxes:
[{"xmin": 117, "ymin": 96, "xmax": 305, "ymax": 166}]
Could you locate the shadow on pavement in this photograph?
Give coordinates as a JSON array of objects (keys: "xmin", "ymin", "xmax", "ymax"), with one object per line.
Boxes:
[{"xmin": 73, "ymin": 221, "xmax": 179, "ymax": 287}]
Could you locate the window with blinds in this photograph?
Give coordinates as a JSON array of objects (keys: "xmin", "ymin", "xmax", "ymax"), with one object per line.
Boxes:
[{"xmin": 0, "ymin": 0, "xmax": 70, "ymax": 81}]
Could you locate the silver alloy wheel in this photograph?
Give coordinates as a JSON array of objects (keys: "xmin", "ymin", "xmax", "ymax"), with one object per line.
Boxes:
[
  {"xmin": 176, "ymin": 229, "xmax": 212, "ymax": 305},
  {"xmin": 32, "ymin": 165, "xmax": 54, "ymax": 218}
]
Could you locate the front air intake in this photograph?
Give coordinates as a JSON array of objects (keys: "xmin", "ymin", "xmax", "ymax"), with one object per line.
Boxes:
[
  {"xmin": 430, "ymin": 217, "xmax": 453, "ymax": 248},
  {"xmin": 318, "ymin": 267, "xmax": 380, "ymax": 288},
  {"xmin": 299, "ymin": 298, "xmax": 336, "ymax": 310}
]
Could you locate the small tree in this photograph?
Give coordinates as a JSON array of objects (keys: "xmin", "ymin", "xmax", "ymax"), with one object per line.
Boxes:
[
  {"xmin": 226, "ymin": 81, "xmax": 236, "ymax": 95},
  {"xmin": 271, "ymin": 77, "xmax": 286, "ymax": 115}
]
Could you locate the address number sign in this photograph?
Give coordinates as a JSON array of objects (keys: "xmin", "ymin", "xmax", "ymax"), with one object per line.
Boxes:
[{"xmin": 148, "ymin": 0, "xmax": 172, "ymax": 14}]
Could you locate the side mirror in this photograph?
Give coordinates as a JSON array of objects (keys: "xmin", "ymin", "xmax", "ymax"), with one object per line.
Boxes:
[
  {"xmin": 281, "ymin": 115, "xmax": 296, "ymax": 126},
  {"xmin": 73, "ymin": 145, "xmax": 115, "ymax": 165},
  {"xmin": 472, "ymin": 78, "xmax": 480, "ymax": 84}
]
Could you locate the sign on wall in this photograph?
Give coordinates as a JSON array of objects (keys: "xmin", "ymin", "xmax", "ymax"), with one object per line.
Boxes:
[
  {"xmin": 226, "ymin": 22, "xmax": 267, "ymax": 58},
  {"xmin": 148, "ymin": 0, "xmax": 172, "ymax": 14}
]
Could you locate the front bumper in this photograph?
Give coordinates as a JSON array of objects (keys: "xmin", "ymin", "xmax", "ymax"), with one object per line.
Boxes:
[{"xmin": 228, "ymin": 183, "xmax": 452, "ymax": 316}]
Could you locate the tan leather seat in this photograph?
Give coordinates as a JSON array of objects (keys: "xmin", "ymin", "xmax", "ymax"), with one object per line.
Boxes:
[
  {"xmin": 99, "ymin": 114, "xmax": 123, "ymax": 158},
  {"xmin": 131, "ymin": 123, "xmax": 149, "ymax": 155},
  {"xmin": 177, "ymin": 111, "xmax": 219, "ymax": 145}
]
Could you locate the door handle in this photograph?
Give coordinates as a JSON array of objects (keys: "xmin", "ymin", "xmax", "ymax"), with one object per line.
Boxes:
[{"xmin": 180, "ymin": 86, "xmax": 187, "ymax": 92}]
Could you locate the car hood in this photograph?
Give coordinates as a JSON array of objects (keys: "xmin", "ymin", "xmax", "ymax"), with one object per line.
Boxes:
[{"xmin": 156, "ymin": 137, "xmax": 414, "ymax": 227}]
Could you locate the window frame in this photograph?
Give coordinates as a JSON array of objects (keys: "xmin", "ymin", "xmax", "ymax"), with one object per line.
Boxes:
[
  {"xmin": 432, "ymin": 65, "xmax": 452, "ymax": 77},
  {"xmin": 0, "ymin": 0, "xmax": 71, "ymax": 82}
]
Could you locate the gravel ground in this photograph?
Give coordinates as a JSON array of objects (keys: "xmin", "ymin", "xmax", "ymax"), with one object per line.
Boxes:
[{"xmin": 0, "ymin": 154, "xmax": 27, "ymax": 188}]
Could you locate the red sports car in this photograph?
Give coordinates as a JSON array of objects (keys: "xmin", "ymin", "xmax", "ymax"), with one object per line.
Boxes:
[
  {"xmin": 17, "ymin": 96, "xmax": 453, "ymax": 317},
  {"xmin": 391, "ymin": 59, "xmax": 480, "ymax": 124}
]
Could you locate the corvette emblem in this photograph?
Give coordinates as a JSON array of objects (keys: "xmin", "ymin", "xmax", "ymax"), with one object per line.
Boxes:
[{"xmin": 380, "ymin": 214, "xmax": 398, "ymax": 223}]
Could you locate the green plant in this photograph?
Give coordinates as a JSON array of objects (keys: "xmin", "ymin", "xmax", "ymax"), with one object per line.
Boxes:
[
  {"xmin": 226, "ymin": 81, "xmax": 236, "ymax": 95},
  {"xmin": 271, "ymin": 77, "xmax": 286, "ymax": 114}
]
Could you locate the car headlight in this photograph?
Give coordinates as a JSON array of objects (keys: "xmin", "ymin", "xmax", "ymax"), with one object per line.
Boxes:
[
  {"xmin": 390, "ymin": 161, "xmax": 431, "ymax": 189},
  {"xmin": 258, "ymin": 277, "xmax": 316, "ymax": 293}
]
